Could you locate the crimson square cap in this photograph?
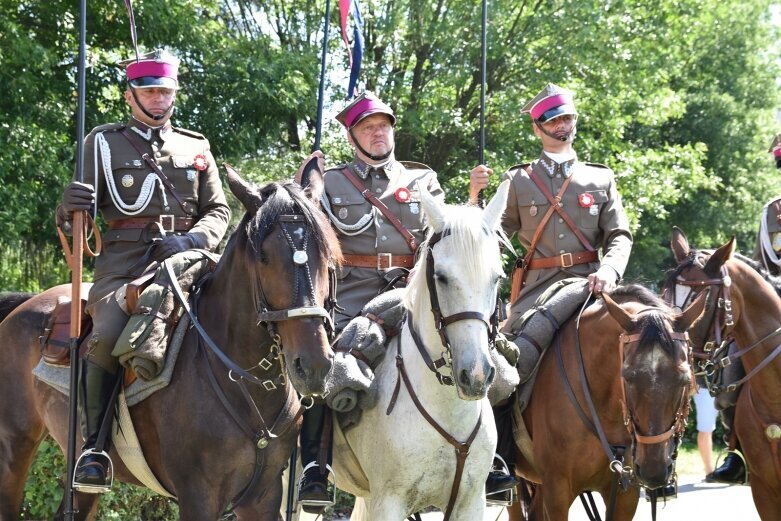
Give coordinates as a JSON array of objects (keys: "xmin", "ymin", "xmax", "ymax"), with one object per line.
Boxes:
[
  {"xmin": 336, "ymin": 91, "xmax": 396, "ymax": 130},
  {"xmin": 120, "ymin": 49, "xmax": 179, "ymax": 90},
  {"xmin": 522, "ymin": 83, "xmax": 577, "ymax": 123}
]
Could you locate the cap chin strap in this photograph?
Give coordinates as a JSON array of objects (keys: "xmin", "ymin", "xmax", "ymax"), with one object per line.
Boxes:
[
  {"xmin": 129, "ymin": 86, "xmax": 175, "ymax": 122},
  {"xmin": 349, "ymin": 129, "xmax": 394, "ymax": 161},
  {"xmin": 535, "ymin": 120, "xmax": 576, "ymax": 143}
]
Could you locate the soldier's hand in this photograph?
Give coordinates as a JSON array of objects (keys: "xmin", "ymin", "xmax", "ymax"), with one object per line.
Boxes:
[
  {"xmin": 588, "ymin": 265, "xmax": 618, "ymax": 294},
  {"xmin": 469, "ymin": 164, "xmax": 493, "ymax": 205},
  {"xmin": 151, "ymin": 234, "xmax": 198, "ymax": 262},
  {"xmin": 61, "ymin": 181, "xmax": 95, "ymax": 215}
]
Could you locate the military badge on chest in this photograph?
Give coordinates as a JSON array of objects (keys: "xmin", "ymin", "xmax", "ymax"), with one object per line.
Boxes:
[
  {"xmin": 395, "ymin": 187, "xmax": 419, "ymax": 214},
  {"xmin": 578, "ymin": 192, "xmax": 598, "ymax": 216},
  {"xmin": 121, "ymin": 174, "xmax": 134, "ymax": 188}
]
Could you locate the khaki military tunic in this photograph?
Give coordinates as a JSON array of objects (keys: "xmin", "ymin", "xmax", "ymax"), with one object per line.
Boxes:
[
  {"xmin": 501, "ymin": 152, "xmax": 632, "ymax": 334},
  {"xmin": 59, "ymin": 117, "xmax": 231, "ymax": 370},
  {"xmin": 753, "ymin": 196, "xmax": 781, "ymax": 275},
  {"xmin": 322, "ymin": 159, "xmax": 443, "ymax": 329}
]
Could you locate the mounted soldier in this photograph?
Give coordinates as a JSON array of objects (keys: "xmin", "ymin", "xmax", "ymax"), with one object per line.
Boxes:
[
  {"xmin": 471, "ymin": 83, "xmax": 633, "ymax": 491},
  {"xmin": 56, "ymin": 48, "xmax": 230, "ymax": 492}
]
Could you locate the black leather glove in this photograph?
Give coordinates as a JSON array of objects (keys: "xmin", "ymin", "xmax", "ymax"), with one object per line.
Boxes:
[
  {"xmin": 61, "ymin": 181, "xmax": 95, "ymax": 216},
  {"xmin": 150, "ymin": 234, "xmax": 197, "ymax": 262}
]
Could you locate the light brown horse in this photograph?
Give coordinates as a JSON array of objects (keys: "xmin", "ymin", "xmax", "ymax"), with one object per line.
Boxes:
[
  {"xmin": 506, "ymin": 284, "xmax": 706, "ymax": 521},
  {"xmin": 0, "ymin": 167, "xmax": 341, "ymax": 520},
  {"xmin": 666, "ymin": 227, "xmax": 781, "ymax": 520}
]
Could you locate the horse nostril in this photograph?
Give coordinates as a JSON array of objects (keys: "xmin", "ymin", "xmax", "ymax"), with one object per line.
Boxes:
[
  {"xmin": 294, "ymin": 357, "xmax": 307, "ymax": 378},
  {"xmin": 459, "ymin": 369, "xmax": 471, "ymax": 387},
  {"xmin": 487, "ymin": 366, "xmax": 496, "ymax": 386}
]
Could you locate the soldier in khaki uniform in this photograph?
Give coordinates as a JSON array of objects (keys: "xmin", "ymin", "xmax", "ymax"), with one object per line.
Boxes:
[
  {"xmin": 57, "ymin": 49, "xmax": 230, "ymax": 491},
  {"xmin": 470, "ymin": 83, "xmax": 633, "ymax": 491},
  {"xmin": 297, "ymin": 92, "xmax": 442, "ymax": 508},
  {"xmin": 754, "ymin": 133, "xmax": 781, "ymax": 276}
]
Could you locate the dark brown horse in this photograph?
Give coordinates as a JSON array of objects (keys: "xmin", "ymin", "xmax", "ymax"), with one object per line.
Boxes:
[
  {"xmin": 0, "ymin": 167, "xmax": 341, "ymax": 520},
  {"xmin": 666, "ymin": 227, "xmax": 781, "ymax": 520},
  {"xmin": 506, "ymin": 284, "xmax": 706, "ymax": 521}
]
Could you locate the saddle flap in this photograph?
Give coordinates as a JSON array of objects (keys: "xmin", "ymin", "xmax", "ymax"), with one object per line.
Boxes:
[{"xmin": 40, "ymin": 295, "xmax": 90, "ymax": 366}]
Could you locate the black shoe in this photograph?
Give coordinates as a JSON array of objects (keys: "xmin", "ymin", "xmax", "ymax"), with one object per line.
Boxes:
[
  {"xmin": 298, "ymin": 463, "xmax": 334, "ymax": 513},
  {"xmin": 711, "ymin": 452, "xmax": 746, "ymax": 484},
  {"xmin": 660, "ymin": 483, "xmax": 676, "ymax": 498},
  {"xmin": 486, "ymin": 470, "xmax": 520, "ymax": 496},
  {"xmin": 73, "ymin": 450, "xmax": 112, "ymax": 492}
]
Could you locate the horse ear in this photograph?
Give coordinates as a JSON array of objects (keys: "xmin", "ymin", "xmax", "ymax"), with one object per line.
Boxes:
[
  {"xmin": 483, "ymin": 180, "xmax": 510, "ymax": 232},
  {"xmin": 602, "ymin": 292, "xmax": 636, "ymax": 332},
  {"xmin": 418, "ymin": 182, "xmax": 446, "ymax": 232},
  {"xmin": 671, "ymin": 226, "xmax": 690, "ymax": 263},
  {"xmin": 223, "ymin": 162, "xmax": 263, "ymax": 214},
  {"xmin": 295, "ymin": 150, "xmax": 325, "ymax": 187},
  {"xmin": 674, "ymin": 288, "xmax": 708, "ymax": 333},
  {"xmin": 703, "ymin": 236, "xmax": 736, "ymax": 277}
]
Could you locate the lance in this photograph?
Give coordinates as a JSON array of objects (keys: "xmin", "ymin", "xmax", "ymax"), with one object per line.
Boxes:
[
  {"xmin": 63, "ymin": 0, "xmax": 88, "ymax": 517},
  {"xmin": 477, "ymin": 0, "xmax": 488, "ymax": 207}
]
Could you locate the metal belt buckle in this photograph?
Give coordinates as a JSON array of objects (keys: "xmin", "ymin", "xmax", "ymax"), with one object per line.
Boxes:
[
  {"xmin": 378, "ymin": 252, "xmax": 392, "ymax": 270},
  {"xmin": 560, "ymin": 252, "xmax": 574, "ymax": 268},
  {"xmin": 159, "ymin": 215, "xmax": 175, "ymax": 233}
]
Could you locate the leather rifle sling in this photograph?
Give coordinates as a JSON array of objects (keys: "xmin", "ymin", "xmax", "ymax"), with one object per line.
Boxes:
[
  {"xmin": 121, "ymin": 129, "xmax": 191, "ymax": 214},
  {"xmin": 510, "ymin": 167, "xmax": 575, "ymax": 302},
  {"xmin": 340, "ymin": 167, "xmax": 417, "ymax": 252},
  {"xmin": 527, "ymin": 167, "xmax": 596, "ymax": 253}
]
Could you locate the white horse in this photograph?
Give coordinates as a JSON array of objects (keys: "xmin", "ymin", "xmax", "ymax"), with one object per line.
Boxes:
[{"xmin": 332, "ymin": 180, "xmax": 511, "ymax": 520}]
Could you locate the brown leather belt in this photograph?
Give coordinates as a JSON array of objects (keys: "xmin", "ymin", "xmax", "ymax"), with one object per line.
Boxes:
[
  {"xmin": 342, "ymin": 253, "xmax": 415, "ymax": 269},
  {"xmin": 107, "ymin": 216, "xmax": 195, "ymax": 232},
  {"xmin": 527, "ymin": 250, "xmax": 599, "ymax": 270}
]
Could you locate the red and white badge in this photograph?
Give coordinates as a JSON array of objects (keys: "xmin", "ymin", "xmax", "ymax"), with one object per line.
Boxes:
[
  {"xmin": 578, "ymin": 192, "xmax": 595, "ymax": 208},
  {"xmin": 395, "ymin": 187, "xmax": 411, "ymax": 203},
  {"xmin": 193, "ymin": 154, "xmax": 208, "ymax": 171}
]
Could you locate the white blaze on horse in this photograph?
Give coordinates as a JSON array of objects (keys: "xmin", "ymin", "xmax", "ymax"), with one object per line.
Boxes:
[{"xmin": 332, "ymin": 181, "xmax": 511, "ymax": 520}]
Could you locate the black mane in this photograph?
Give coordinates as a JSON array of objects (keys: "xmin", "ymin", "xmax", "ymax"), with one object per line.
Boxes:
[{"xmin": 610, "ymin": 284, "xmax": 676, "ymax": 356}]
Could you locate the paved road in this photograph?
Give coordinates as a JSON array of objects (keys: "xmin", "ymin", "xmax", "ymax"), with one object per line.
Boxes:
[{"xmin": 300, "ymin": 474, "xmax": 759, "ymax": 520}]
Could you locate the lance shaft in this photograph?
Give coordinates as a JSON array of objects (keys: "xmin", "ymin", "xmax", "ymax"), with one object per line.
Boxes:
[
  {"xmin": 478, "ymin": 0, "xmax": 488, "ymax": 207},
  {"xmin": 313, "ymin": 0, "xmax": 332, "ymax": 152},
  {"xmin": 64, "ymin": 0, "xmax": 88, "ymax": 518}
]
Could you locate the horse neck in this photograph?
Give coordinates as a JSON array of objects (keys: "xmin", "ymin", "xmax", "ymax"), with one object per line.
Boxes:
[
  {"xmin": 731, "ymin": 268, "xmax": 781, "ymax": 403},
  {"xmin": 577, "ymin": 311, "xmax": 625, "ymax": 409}
]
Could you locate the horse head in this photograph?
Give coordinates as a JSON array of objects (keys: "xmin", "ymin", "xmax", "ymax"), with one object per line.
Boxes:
[
  {"xmin": 602, "ymin": 287, "xmax": 706, "ymax": 489},
  {"xmin": 403, "ymin": 180, "xmax": 510, "ymax": 400},
  {"xmin": 224, "ymin": 159, "xmax": 342, "ymax": 397}
]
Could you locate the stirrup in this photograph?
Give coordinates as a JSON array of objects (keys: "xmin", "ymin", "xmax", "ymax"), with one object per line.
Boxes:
[
  {"xmin": 645, "ymin": 475, "xmax": 677, "ymax": 501},
  {"xmin": 486, "ymin": 454, "xmax": 517, "ymax": 506},
  {"xmin": 73, "ymin": 449, "xmax": 114, "ymax": 494},
  {"xmin": 297, "ymin": 462, "xmax": 336, "ymax": 508}
]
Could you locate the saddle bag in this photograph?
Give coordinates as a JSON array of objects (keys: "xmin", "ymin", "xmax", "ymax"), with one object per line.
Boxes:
[{"xmin": 39, "ymin": 296, "xmax": 90, "ymax": 366}]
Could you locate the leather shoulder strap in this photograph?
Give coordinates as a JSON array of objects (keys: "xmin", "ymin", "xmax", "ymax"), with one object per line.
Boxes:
[
  {"xmin": 121, "ymin": 129, "xmax": 190, "ymax": 215},
  {"xmin": 340, "ymin": 167, "xmax": 417, "ymax": 252},
  {"xmin": 527, "ymin": 167, "xmax": 595, "ymax": 252},
  {"xmin": 522, "ymin": 167, "xmax": 574, "ymax": 266}
]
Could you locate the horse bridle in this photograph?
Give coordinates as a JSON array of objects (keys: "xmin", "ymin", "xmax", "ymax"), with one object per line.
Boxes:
[
  {"xmin": 617, "ymin": 315, "xmax": 693, "ymax": 447},
  {"xmin": 672, "ymin": 254, "xmax": 781, "ymax": 395},
  {"xmin": 418, "ymin": 229, "xmax": 501, "ymax": 386}
]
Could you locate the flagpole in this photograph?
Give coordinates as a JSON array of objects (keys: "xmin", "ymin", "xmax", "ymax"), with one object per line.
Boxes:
[
  {"xmin": 477, "ymin": 0, "xmax": 488, "ymax": 207},
  {"xmin": 313, "ymin": 0, "xmax": 332, "ymax": 152},
  {"xmin": 64, "ymin": 0, "xmax": 88, "ymax": 518}
]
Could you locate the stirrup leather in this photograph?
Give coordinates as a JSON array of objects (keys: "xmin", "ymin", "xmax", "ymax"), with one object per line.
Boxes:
[
  {"xmin": 297, "ymin": 461, "xmax": 336, "ymax": 507},
  {"xmin": 485, "ymin": 454, "xmax": 517, "ymax": 507},
  {"xmin": 73, "ymin": 449, "xmax": 114, "ymax": 494}
]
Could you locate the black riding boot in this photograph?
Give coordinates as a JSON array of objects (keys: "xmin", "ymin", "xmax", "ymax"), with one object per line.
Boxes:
[
  {"xmin": 486, "ymin": 401, "xmax": 520, "ymax": 498},
  {"xmin": 298, "ymin": 403, "xmax": 334, "ymax": 510},
  {"xmin": 73, "ymin": 361, "xmax": 116, "ymax": 492},
  {"xmin": 709, "ymin": 406, "xmax": 747, "ymax": 484}
]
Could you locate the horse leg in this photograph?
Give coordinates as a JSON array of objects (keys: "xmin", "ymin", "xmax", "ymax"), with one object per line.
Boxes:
[
  {"xmin": 602, "ymin": 486, "xmax": 640, "ymax": 521},
  {"xmin": 0, "ymin": 428, "xmax": 44, "ymax": 520},
  {"xmin": 748, "ymin": 473, "xmax": 781, "ymax": 521},
  {"xmin": 350, "ymin": 497, "xmax": 369, "ymax": 521},
  {"xmin": 538, "ymin": 481, "xmax": 574, "ymax": 521},
  {"xmin": 363, "ymin": 494, "xmax": 409, "ymax": 521},
  {"xmin": 176, "ymin": 489, "xmax": 227, "ymax": 521},
  {"xmin": 233, "ymin": 472, "xmax": 284, "ymax": 521}
]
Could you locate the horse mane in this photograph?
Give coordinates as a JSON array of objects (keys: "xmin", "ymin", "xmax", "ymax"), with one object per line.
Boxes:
[
  {"xmin": 238, "ymin": 181, "xmax": 342, "ymax": 265},
  {"xmin": 403, "ymin": 204, "xmax": 499, "ymax": 323},
  {"xmin": 608, "ymin": 284, "xmax": 677, "ymax": 358}
]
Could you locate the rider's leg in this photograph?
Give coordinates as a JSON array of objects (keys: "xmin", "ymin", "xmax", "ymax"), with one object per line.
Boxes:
[
  {"xmin": 298, "ymin": 401, "xmax": 334, "ymax": 504},
  {"xmin": 711, "ymin": 405, "xmax": 747, "ymax": 483},
  {"xmin": 486, "ymin": 398, "xmax": 520, "ymax": 496}
]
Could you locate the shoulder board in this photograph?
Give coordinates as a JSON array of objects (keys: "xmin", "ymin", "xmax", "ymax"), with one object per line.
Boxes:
[
  {"xmin": 399, "ymin": 160, "xmax": 433, "ymax": 171},
  {"xmin": 93, "ymin": 122, "xmax": 125, "ymax": 133},
  {"xmin": 584, "ymin": 162, "xmax": 611, "ymax": 170},
  {"xmin": 172, "ymin": 127, "xmax": 207, "ymax": 139},
  {"xmin": 507, "ymin": 163, "xmax": 531, "ymax": 173},
  {"xmin": 326, "ymin": 164, "xmax": 349, "ymax": 173}
]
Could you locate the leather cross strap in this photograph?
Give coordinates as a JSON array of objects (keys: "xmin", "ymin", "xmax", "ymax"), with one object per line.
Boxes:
[
  {"xmin": 527, "ymin": 167, "xmax": 596, "ymax": 253},
  {"xmin": 342, "ymin": 253, "xmax": 415, "ymax": 269},
  {"xmin": 121, "ymin": 129, "xmax": 191, "ymax": 214},
  {"xmin": 340, "ymin": 167, "xmax": 417, "ymax": 252}
]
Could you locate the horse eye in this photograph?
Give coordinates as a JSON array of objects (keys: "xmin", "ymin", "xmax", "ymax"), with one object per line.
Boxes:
[{"xmin": 435, "ymin": 272, "xmax": 448, "ymax": 285}]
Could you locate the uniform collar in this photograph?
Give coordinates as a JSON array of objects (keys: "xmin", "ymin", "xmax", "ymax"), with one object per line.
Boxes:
[
  {"xmin": 538, "ymin": 150, "xmax": 578, "ymax": 178},
  {"xmin": 351, "ymin": 158, "xmax": 396, "ymax": 179},
  {"xmin": 128, "ymin": 117, "xmax": 173, "ymax": 142}
]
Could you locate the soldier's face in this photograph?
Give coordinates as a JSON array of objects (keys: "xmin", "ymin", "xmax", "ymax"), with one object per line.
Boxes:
[
  {"xmin": 124, "ymin": 87, "xmax": 176, "ymax": 125},
  {"xmin": 350, "ymin": 114, "xmax": 395, "ymax": 161},
  {"xmin": 533, "ymin": 113, "xmax": 577, "ymax": 147}
]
